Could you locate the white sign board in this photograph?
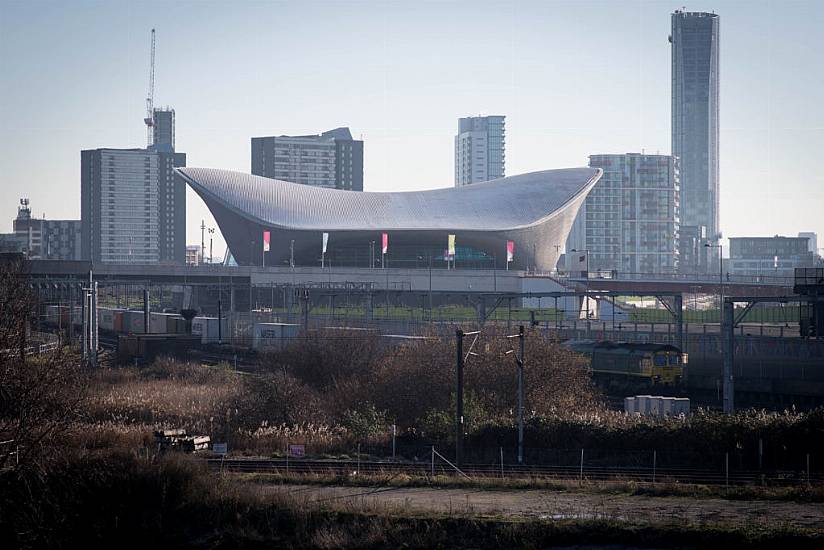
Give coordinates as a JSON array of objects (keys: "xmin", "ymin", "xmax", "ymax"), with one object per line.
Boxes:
[{"xmin": 288, "ymin": 444, "xmax": 305, "ymax": 457}]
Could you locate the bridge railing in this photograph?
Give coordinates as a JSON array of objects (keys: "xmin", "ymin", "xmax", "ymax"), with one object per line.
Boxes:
[{"xmin": 548, "ymin": 271, "xmax": 795, "ymax": 286}]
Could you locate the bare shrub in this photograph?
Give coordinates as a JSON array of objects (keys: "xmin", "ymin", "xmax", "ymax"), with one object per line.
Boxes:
[
  {"xmin": 368, "ymin": 328, "xmax": 601, "ymax": 429},
  {"xmin": 235, "ymin": 371, "xmax": 328, "ymax": 427},
  {"xmin": 258, "ymin": 329, "xmax": 382, "ymax": 416},
  {"xmin": 0, "ymin": 259, "xmax": 88, "ymax": 471}
]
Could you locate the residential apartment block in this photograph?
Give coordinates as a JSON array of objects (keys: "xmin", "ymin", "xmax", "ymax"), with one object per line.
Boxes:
[
  {"xmin": 81, "ymin": 148, "xmax": 186, "ymax": 264},
  {"xmin": 251, "ymin": 127, "xmax": 363, "ymax": 191},
  {"xmin": 566, "ymin": 154, "xmax": 680, "ymax": 275},
  {"xmin": 454, "ymin": 115, "xmax": 505, "ymax": 186}
]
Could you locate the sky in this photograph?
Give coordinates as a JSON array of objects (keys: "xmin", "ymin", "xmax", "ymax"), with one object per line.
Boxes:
[{"xmin": 1, "ymin": 0, "xmax": 822, "ymax": 258}]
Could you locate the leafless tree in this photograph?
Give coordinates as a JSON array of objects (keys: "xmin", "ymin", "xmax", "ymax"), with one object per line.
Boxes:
[{"xmin": 0, "ymin": 259, "xmax": 87, "ymax": 472}]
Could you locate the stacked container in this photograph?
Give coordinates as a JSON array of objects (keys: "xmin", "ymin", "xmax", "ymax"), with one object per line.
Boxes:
[{"xmin": 252, "ymin": 322, "xmax": 300, "ymax": 351}]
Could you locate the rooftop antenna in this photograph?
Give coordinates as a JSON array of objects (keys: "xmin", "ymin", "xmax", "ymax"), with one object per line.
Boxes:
[{"xmin": 143, "ymin": 28, "xmax": 156, "ymax": 147}]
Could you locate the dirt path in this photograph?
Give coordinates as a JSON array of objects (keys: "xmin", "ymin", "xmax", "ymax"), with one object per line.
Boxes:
[{"xmin": 259, "ymin": 483, "xmax": 824, "ymax": 531}]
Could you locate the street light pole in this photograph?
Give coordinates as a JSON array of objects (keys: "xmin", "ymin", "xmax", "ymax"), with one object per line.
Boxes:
[{"xmin": 208, "ymin": 228, "xmax": 214, "ymax": 264}]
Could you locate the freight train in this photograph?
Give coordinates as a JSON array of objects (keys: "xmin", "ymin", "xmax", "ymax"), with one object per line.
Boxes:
[
  {"xmin": 41, "ymin": 305, "xmax": 299, "ymax": 350},
  {"xmin": 43, "ymin": 305, "xmax": 189, "ymax": 335},
  {"xmin": 564, "ymin": 340, "xmax": 686, "ymax": 385}
]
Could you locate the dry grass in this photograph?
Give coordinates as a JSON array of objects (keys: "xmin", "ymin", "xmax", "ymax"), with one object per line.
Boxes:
[
  {"xmin": 75, "ymin": 361, "xmax": 358, "ymax": 455},
  {"xmin": 233, "ymin": 470, "xmax": 824, "ymax": 503}
]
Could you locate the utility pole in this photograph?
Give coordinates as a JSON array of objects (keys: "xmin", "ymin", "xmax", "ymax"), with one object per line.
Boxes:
[
  {"xmin": 722, "ymin": 298, "xmax": 735, "ymax": 413},
  {"xmin": 506, "ymin": 325, "xmax": 526, "ymax": 463},
  {"xmin": 143, "ymin": 288, "xmax": 150, "ymax": 334},
  {"xmin": 517, "ymin": 325, "xmax": 525, "ymax": 464},
  {"xmin": 82, "ymin": 271, "xmax": 98, "ymax": 367},
  {"xmin": 290, "ymin": 239, "xmax": 295, "ymax": 269},
  {"xmin": 200, "ymin": 220, "xmax": 206, "ymax": 266},
  {"xmin": 455, "ymin": 329, "xmax": 464, "ymax": 467}
]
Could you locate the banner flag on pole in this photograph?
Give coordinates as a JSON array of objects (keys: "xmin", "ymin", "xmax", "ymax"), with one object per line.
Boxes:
[
  {"xmin": 506, "ymin": 240, "xmax": 515, "ymax": 262},
  {"xmin": 448, "ymin": 234, "xmax": 456, "ymax": 257},
  {"xmin": 382, "ymin": 232, "xmax": 388, "ymax": 254},
  {"xmin": 263, "ymin": 231, "xmax": 270, "ymax": 252},
  {"xmin": 322, "ymin": 232, "xmax": 329, "ymax": 254}
]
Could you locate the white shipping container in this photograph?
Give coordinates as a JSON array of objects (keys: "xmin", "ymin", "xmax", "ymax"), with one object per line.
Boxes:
[
  {"xmin": 149, "ymin": 312, "xmax": 183, "ymax": 334},
  {"xmin": 253, "ymin": 322, "xmax": 300, "ymax": 351},
  {"xmin": 192, "ymin": 317, "xmax": 228, "ymax": 344},
  {"xmin": 673, "ymin": 398, "xmax": 691, "ymax": 415},
  {"xmin": 98, "ymin": 308, "xmax": 115, "ymax": 332}
]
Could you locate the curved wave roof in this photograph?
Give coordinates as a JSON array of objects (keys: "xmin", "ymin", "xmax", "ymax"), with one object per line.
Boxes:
[{"xmin": 176, "ymin": 167, "xmax": 601, "ymax": 232}]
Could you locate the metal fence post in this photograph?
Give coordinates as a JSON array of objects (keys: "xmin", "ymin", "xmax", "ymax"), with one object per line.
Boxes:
[
  {"xmin": 807, "ymin": 453, "xmax": 811, "ymax": 487},
  {"xmin": 500, "ymin": 446, "xmax": 504, "ymax": 479},
  {"xmin": 725, "ymin": 452, "xmax": 729, "ymax": 488},
  {"xmin": 357, "ymin": 443, "xmax": 361, "ymax": 475},
  {"xmin": 392, "ymin": 424, "xmax": 396, "ymax": 460},
  {"xmin": 285, "ymin": 442, "xmax": 289, "ymax": 476},
  {"xmin": 431, "ymin": 445, "xmax": 435, "ymax": 476},
  {"xmin": 758, "ymin": 438, "xmax": 763, "ymax": 470},
  {"xmin": 653, "ymin": 450, "xmax": 657, "ymax": 484},
  {"xmin": 580, "ymin": 448, "xmax": 584, "ymax": 481}
]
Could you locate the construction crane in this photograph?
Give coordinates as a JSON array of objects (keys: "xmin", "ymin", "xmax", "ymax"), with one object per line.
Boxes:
[{"xmin": 143, "ymin": 28, "xmax": 156, "ymax": 147}]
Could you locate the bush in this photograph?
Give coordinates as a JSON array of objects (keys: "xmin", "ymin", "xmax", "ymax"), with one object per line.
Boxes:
[{"xmin": 341, "ymin": 402, "xmax": 389, "ymax": 440}]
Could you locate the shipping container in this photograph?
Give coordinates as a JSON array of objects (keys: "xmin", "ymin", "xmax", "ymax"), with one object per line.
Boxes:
[
  {"xmin": 98, "ymin": 308, "xmax": 115, "ymax": 332},
  {"xmin": 192, "ymin": 316, "xmax": 229, "ymax": 344},
  {"xmin": 113, "ymin": 310, "xmax": 124, "ymax": 332},
  {"xmin": 149, "ymin": 312, "xmax": 183, "ymax": 334},
  {"xmin": 253, "ymin": 322, "xmax": 300, "ymax": 351},
  {"xmin": 122, "ymin": 310, "xmax": 147, "ymax": 334}
]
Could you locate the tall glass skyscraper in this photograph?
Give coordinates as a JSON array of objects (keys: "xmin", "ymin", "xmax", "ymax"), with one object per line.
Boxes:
[{"xmin": 671, "ymin": 10, "xmax": 719, "ymax": 273}]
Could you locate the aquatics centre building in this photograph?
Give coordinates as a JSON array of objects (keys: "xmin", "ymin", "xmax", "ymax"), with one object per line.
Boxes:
[{"xmin": 176, "ymin": 167, "xmax": 601, "ymax": 271}]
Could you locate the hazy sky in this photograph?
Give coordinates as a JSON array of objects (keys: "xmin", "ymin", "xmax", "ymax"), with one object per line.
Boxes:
[{"xmin": 1, "ymin": 0, "xmax": 822, "ymax": 257}]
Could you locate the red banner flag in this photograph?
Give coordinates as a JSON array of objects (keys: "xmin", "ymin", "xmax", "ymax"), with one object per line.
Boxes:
[
  {"xmin": 263, "ymin": 230, "xmax": 270, "ymax": 252},
  {"xmin": 382, "ymin": 232, "xmax": 388, "ymax": 254},
  {"xmin": 506, "ymin": 240, "xmax": 514, "ymax": 262}
]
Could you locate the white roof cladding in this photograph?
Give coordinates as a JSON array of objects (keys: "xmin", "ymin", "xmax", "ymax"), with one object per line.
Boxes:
[{"xmin": 176, "ymin": 167, "xmax": 602, "ymax": 232}]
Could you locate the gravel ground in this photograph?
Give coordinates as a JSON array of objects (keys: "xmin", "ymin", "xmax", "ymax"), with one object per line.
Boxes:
[{"xmin": 260, "ymin": 483, "xmax": 824, "ymax": 531}]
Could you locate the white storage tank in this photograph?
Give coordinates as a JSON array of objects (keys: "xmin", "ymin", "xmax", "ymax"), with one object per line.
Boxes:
[{"xmin": 253, "ymin": 322, "xmax": 300, "ymax": 351}]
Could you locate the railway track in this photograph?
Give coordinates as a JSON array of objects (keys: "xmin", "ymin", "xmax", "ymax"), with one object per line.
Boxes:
[{"xmin": 208, "ymin": 457, "xmax": 822, "ymax": 487}]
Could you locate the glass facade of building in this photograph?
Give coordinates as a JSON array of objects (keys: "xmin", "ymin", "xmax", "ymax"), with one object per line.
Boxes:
[
  {"xmin": 566, "ymin": 154, "xmax": 680, "ymax": 275},
  {"xmin": 671, "ymin": 10, "xmax": 720, "ymax": 272}
]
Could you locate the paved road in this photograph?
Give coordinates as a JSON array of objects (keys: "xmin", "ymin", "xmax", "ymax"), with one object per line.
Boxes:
[{"xmin": 259, "ymin": 483, "xmax": 824, "ymax": 531}]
